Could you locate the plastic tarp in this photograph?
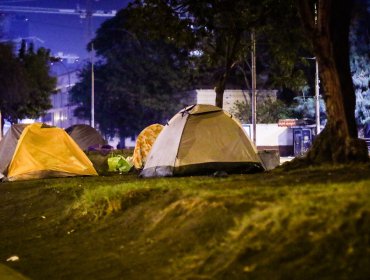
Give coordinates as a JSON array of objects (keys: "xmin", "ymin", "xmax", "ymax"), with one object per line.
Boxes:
[
  {"xmin": 7, "ymin": 123, "xmax": 98, "ymax": 181},
  {"xmin": 107, "ymin": 155, "xmax": 133, "ymax": 173}
]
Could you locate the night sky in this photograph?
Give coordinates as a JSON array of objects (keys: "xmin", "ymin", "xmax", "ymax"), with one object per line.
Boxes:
[{"xmin": 0, "ymin": 0, "xmax": 131, "ymax": 59}]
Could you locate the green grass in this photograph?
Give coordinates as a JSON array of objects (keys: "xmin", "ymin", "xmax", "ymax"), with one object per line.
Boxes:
[{"xmin": 1, "ymin": 163, "xmax": 370, "ymax": 279}]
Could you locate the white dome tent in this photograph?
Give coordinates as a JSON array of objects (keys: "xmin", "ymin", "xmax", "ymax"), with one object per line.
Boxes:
[{"xmin": 141, "ymin": 104, "xmax": 265, "ymax": 177}]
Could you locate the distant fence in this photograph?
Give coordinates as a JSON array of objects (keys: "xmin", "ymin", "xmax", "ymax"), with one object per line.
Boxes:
[{"xmin": 362, "ymin": 138, "xmax": 370, "ymax": 153}]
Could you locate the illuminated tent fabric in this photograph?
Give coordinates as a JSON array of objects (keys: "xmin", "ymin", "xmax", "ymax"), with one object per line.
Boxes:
[
  {"xmin": 0, "ymin": 124, "xmax": 28, "ymax": 178},
  {"xmin": 65, "ymin": 124, "xmax": 106, "ymax": 151},
  {"xmin": 3, "ymin": 123, "xmax": 98, "ymax": 181},
  {"xmin": 132, "ymin": 123, "xmax": 164, "ymax": 169},
  {"xmin": 140, "ymin": 104, "xmax": 265, "ymax": 177}
]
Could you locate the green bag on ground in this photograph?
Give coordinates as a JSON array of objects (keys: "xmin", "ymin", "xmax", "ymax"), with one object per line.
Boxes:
[{"xmin": 107, "ymin": 155, "xmax": 133, "ymax": 173}]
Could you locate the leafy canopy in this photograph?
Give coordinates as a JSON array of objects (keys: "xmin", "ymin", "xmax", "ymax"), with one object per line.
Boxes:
[
  {"xmin": 125, "ymin": 0, "xmax": 310, "ymax": 107},
  {"xmin": 70, "ymin": 8, "xmax": 194, "ymax": 138},
  {"xmin": 0, "ymin": 41, "xmax": 56, "ymax": 124}
]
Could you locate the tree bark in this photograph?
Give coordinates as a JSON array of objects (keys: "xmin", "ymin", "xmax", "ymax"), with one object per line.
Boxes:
[
  {"xmin": 214, "ymin": 34, "xmax": 242, "ymax": 109},
  {"xmin": 0, "ymin": 111, "xmax": 2, "ymax": 140},
  {"xmin": 296, "ymin": 0, "xmax": 368, "ymax": 163},
  {"xmin": 215, "ymin": 78, "xmax": 226, "ymax": 108}
]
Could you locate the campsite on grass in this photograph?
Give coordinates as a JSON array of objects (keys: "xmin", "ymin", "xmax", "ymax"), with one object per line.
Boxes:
[
  {"xmin": 1, "ymin": 0, "xmax": 369, "ymax": 278},
  {"xmin": 0, "ymin": 112, "xmax": 370, "ymax": 279}
]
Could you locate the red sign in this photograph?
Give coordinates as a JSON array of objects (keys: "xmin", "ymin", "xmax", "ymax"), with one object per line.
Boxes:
[{"xmin": 278, "ymin": 119, "xmax": 299, "ymax": 127}]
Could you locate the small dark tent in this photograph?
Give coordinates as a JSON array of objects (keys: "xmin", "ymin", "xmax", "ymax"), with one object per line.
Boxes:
[
  {"xmin": 65, "ymin": 124, "xmax": 106, "ymax": 151},
  {"xmin": 0, "ymin": 124, "xmax": 28, "ymax": 178}
]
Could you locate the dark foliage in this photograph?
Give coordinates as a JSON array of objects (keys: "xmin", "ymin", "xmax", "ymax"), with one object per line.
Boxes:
[
  {"xmin": 70, "ymin": 8, "xmax": 194, "ymax": 138},
  {"xmin": 125, "ymin": 0, "xmax": 311, "ymax": 108},
  {"xmin": 0, "ymin": 40, "xmax": 56, "ymax": 125}
]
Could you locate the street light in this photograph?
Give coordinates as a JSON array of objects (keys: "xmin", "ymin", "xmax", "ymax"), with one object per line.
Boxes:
[
  {"xmin": 90, "ymin": 43, "xmax": 95, "ymax": 128},
  {"xmin": 314, "ymin": 58, "xmax": 320, "ymax": 135},
  {"xmin": 304, "ymin": 57, "xmax": 321, "ymax": 135},
  {"xmin": 251, "ymin": 29, "xmax": 257, "ymax": 145},
  {"xmin": 88, "ymin": 29, "xmax": 140, "ymax": 130},
  {"xmin": 313, "ymin": 3, "xmax": 321, "ymax": 136}
]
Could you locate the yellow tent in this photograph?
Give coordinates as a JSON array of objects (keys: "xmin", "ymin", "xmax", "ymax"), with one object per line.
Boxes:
[
  {"xmin": 6, "ymin": 123, "xmax": 98, "ymax": 181},
  {"xmin": 132, "ymin": 123, "xmax": 163, "ymax": 169}
]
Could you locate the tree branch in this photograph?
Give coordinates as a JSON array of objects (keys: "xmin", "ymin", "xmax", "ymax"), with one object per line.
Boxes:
[{"xmin": 295, "ymin": 0, "xmax": 316, "ymax": 39}]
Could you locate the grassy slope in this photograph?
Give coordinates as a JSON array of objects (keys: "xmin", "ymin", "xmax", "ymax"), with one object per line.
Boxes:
[{"xmin": 1, "ymin": 164, "xmax": 370, "ymax": 279}]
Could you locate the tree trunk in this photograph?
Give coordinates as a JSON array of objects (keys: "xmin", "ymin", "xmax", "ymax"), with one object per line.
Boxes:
[
  {"xmin": 214, "ymin": 35, "xmax": 242, "ymax": 109},
  {"xmin": 296, "ymin": 0, "xmax": 368, "ymax": 163},
  {"xmin": 117, "ymin": 136, "xmax": 126, "ymax": 149},
  {"xmin": 0, "ymin": 111, "xmax": 2, "ymax": 140},
  {"xmin": 215, "ymin": 78, "xmax": 226, "ymax": 108}
]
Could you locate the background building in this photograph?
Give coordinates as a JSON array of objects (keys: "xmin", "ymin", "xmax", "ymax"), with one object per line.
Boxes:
[
  {"xmin": 41, "ymin": 53, "xmax": 88, "ymax": 129},
  {"xmin": 194, "ymin": 88, "xmax": 277, "ymax": 114}
]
